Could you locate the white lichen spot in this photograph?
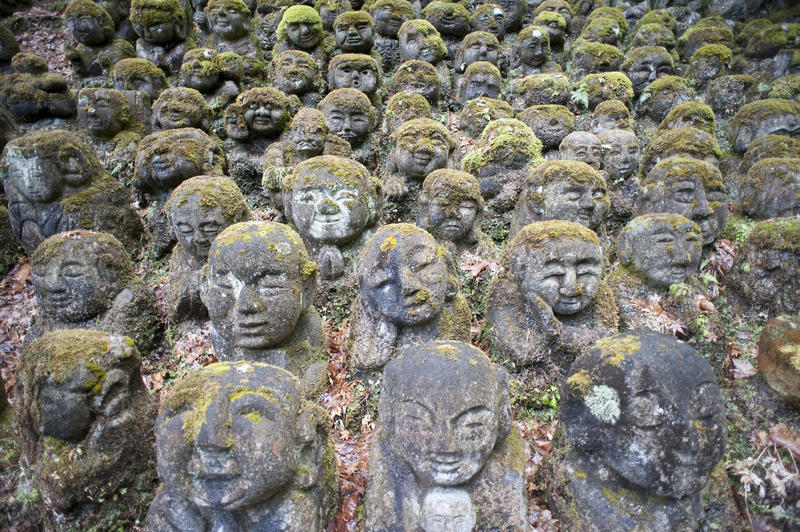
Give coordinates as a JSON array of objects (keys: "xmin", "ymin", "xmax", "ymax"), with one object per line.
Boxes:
[{"xmin": 584, "ymin": 384, "xmax": 620, "ymax": 424}]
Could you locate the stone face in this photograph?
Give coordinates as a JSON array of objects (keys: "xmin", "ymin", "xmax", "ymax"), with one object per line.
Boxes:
[
  {"xmin": 599, "ymin": 129, "xmax": 638, "ymax": 182},
  {"xmin": 77, "ymin": 87, "xmax": 142, "ymax": 144},
  {"xmin": 384, "ymin": 117, "xmax": 455, "ymax": 198},
  {"xmin": 456, "ymin": 60, "xmax": 501, "ymax": 103},
  {"xmin": 728, "ymin": 99, "xmax": 800, "ymax": 153},
  {"xmin": 146, "ymin": 361, "xmax": 337, "ymax": 532},
  {"xmin": 327, "ymin": 53, "xmax": 380, "ymax": 99},
  {"xmin": 559, "ymin": 131, "xmax": 602, "ymax": 170},
  {"xmin": 739, "ymin": 158, "xmax": 800, "ymax": 219},
  {"xmin": 200, "ymin": 221, "xmax": 328, "ymax": 393},
  {"xmin": 29, "ymin": 230, "xmax": 159, "ymax": 352},
  {"xmin": 152, "ymin": 86, "xmax": 213, "ymax": 132},
  {"xmin": 334, "ymin": 10, "xmax": 375, "ymax": 54},
  {"xmin": 64, "ymin": 0, "xmax": 134, "ymax": 80},
  {"xmin": 283, "ymin": 155, "xmax": 381, "ymax": 280},
  {"xmin": 1, "ymin": 130, "xmax": 143, "ymax": 253},
  {"xmin": 165, "ymin": 175, "xmax": 251, "ymax": 325},
  {"xmin": 454, "ymin": 31, "xmax": 501, "ymax": 75},
  {"xmin": 758, "ymin": 315, "xmax": 800, "ymax": 405},
  {"xmin": 273, "ymin": 50, "xmax": 323, "ymax": 105},
  {"xmin": 350, "ymin": 224, "xmax": 470, "ymax": 370},
  {"xmin": 622, "ymin": 45, "xmax": 674, "ymax": 96},
  {"xmin": 0, "ymin": 54, "xmax": 76, "ymax": 123},
  {"xmin": 487, "ymin": 221, "xmax": 617, "ymax": 368},
  {"xmin": 15, "ymin": 329, "xmax": 154, "ymax": 513},
  {"xmin": 552, "ymin": 330, "xmax": 727, "ymax": 530},
  {"xmin": 364, "ymin": 340, "xmax": 528, "ymax": 531},
  {"xmin": 130, "ymin": 0, "xmax": 188, "ymax": 75}
]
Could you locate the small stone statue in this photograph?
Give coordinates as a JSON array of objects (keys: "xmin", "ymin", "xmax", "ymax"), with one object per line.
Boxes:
[
  {"xmin": 516, "ymin": 104, "xmax": 573, "ymax": 154},
  {"xmin": 0, "ymin": 53, "xmax": 76, "ymax": 124},
  {"xmin": 152, "ymin": 86, "xmax": 213, "ymax": 132},
  {"xmin": 510, "ymin": 160, "xmax": 609, "ymax": 242},
  {"xmin": 130, "ymin": 0, "xmax": 189, "ymax": 75},
  {"xmin": 422, "ymin": 1, "xmax": 470, "ymax": 59},
  {"xmin": 65, "ymin": 0, "xmax": 135, "ymax": 82},
  {"xmin": 364, "ymin": 340, "xmax": 529, "ymax": 531},
  {"xmin": 350, "ymin": 224, "xmax": 471, "ymax": 370},
  {"xmin": 146, "ymin": 361, "xmax": 337, "ymax": 531},
  {"xmin": 730, "ymin": 218, "xmax": 800, "ymax": 316},
  {"xmin": 507, "ymin": 72, "xmax": 572, "ymax": 111},
  {"xmin": 1, "ymin": 130, "xmax": 143, "ymax": 253},
  {"xmin": 416, "ymin": 168, "xmax": 497, "ymax": 258},
  {"xmin": 559, "ymin": 131, "xmax": 603, "ymax": 170},
  {"xmin": 327, "ymin": 53, "xmax": 381, "ymax": 106},
  {"xmin": 178, "ymin": 47, "xmax": 241, "ymax": 111},
  {"xmin": 640, "ymin": 126, "xmax": 720, "ymax": 177},
  {"xmin": 272, "ymin": 49, "xmax": 325, "ymax": 107},
  {"xmin": 588, "ymin": 99, "xmax": 633, "ymax": 135},
  {"xmin": 204, "ymin": 0, "xmax": 262, "ymax": 77},
  {"xmin": 622, "ymin": 45, "xmax": 675, "ymax": 97},
  {"xmin": 383, "ymin": 117, "xmax": 455, "ymax": 199},
  {"xmin": 487, "ymin": 221, "xmax": 618, "ymax": 369},
  {"xmin": 165, "ymin": 175, "xmax": 252, "ymax": 326},
  {"xmin": 728, "ymin": 99, "xmax": 800, "ymax": 153},
  {"xmin": 318, "ymin": 0, "xmax": 352, "ymax": 31},
  {"xmin": 454, "ymin": 31, "xmax": 502, "ymax": 75},
  {"xmin": 110, "ymin": 57, "xmax": 168, "ymax": 104},
  {"xmin": 388, "ymin": 59, "xmax": 442, "ymax": 107},
  {"xmin": 319, "ymin": 88, "xmax": 377, "ymax": 170},
  {"xmin": 470, "ymin": 4, "xmax": 506, "ymax": 42},
  {"xmin": 398, "ymin": 19, "xmax": 450, "ymax": 92},
  {"xmin": 369, "ymin": 0, "xmax": 415, "ymax": 72},
  {"xmin": 200, "ymin": 221, "xmax": 328, "ymax": 394},
  {"xmin": 381, "ymin": 90, "xmax": 432, "ymax": 136},
  {"xmin": 274, "ymin": 5, "xmax": 331, "ymax": 75},
  {"xmin": 16, "ymin": 329, "xmax": 154, "ymax": 515},
  {"xmin": 283, "ymin": 155, "xmax": 382, "ymax": 281},
  {"xmin": 28, "ymin": 230, "xmax": 159, "ymax": 352},
  {"xmin": 550, "ymin": 330, "xmax": 727, "ymax": 530},
  {"xmin": 333, "ymin": 10, "xmax": 377, "ymax": 55},
  {"xmin": 461, "ymin": 118, "xmax": 543, "ymax": 211},
  {"xmin": 738, "ymin": 158, "xmax": 800, "ymax": 219},
  {"xmin": 457, "ymin": 96, "xmax": 513, "ymax": 140},
  {"xmin": 599, "ymin": 128, "xmax": 640, "ymax": 223},
  {"xmin": 456, "ymin": 60, "xmax": 502, "ymax": 104},
  {"xmin": 635, "ymin": 158, "xmax": 727, "ymax": 246},
  {"xmin": 510, "ymin": 26, "xmax": 561, "ymax": 77}
]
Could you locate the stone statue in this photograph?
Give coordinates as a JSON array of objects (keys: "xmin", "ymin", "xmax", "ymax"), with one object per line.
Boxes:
[
  {"xmin": 598, "ymin": 128, "xmax": 640, "ymax": 223},
  {"xmin": 640, "ymin": 126, "xmax": 720, "ymax": 176},
  {"xmin": 165, "ymin": 175, "xmax": 252, "ymax": 326},
  {"xmin": 738, "ymin": 158, "xmax": 800, "ymax": 219},
  {"xmin": 178, "ymin": 47, "xmax": 242, "ymax": 110},
  {"xmin": 457, "ymin": 96, "xmax": 513, "ymax": 140},
  {"xmin": 1, "ymin": 130, "xmax": 143, "ymax": 253},
  {"xmin": 283, "ymin": 155, "xmax": 381, "ymax": 281},
  {"xmin": 456, "ymin": 60, "xmax": 501, "ymax": 104},
  {"xmin": 15, "ymin": 329, "xmax": 154, "ymax": 515},
  {"xmin": 470, "ymin": 4, "xmax": 506, "ymax": 42},
  {"xmin": 510, "ymin": 26, "xmax": 561, "ymax": 77},
  {"xmin": 0, "ymin": 53, "xmax": 76, "ymax": 123},
  {"xmin": 398, "ymin": 19, "xmax": 450, "ymax": 92},
  {"xmin": 454, "ymin": 31, "xmax": 502, "ymax": 76},
  {"xmin": 415, "ymin": 169, "xmax": 493, "ymax": 256},
  {"xmin": 204, "ymin": 0, "xmax": 262, "ymax": 78},
  {"xmin": 588, "ymin": 99, "xmax": 633, "ymax": 135},
  {"xmin": 333, "ymin": 10, "xmax": 376, "ymax": 55},
  {"xmin": 65, "ymin": 0, "xmax": 135, "ymax": 81},
  {"xmin": 364, "ymin": 340, "xmax": 529, "ymax": 531},
  {"xmin": 559, "ymin": 131, "xmax": 603, "ymax": 170},
  {"xmin": 77, "ymin": 87, "xmax": 145, "ymax": 168},
  {"xmin": 110, "ymin": 57, "xmax": 168, "ymax": 104},
  {"xmin": 274, "ymin": 5, "xmax": 331, "ymax": 75},
  {"xmin": 507, "ymin": 72, "xmax": 572, "ymax": 111},
  {"xmin": 550, "ymin": 330, "xmax": 727, "ymax": 530},
  {"xmin": 369, "ymin": 0, "xmax": 415, "ymax": 72},
  {"xmin": 350, "ymin": 224, "xmax": 471, "ymax": 370},
  {"xmin": 516, "ymin": 104, "xmax": 573, "ymax": 154},
  {"xmin": 383, "ymin": 117, "xmax": 455, "ymax": 199},
  {"xmin": 145, "ymin": 361, "xmax": 337, "ymax": 531},
  {"xmin": 130, "ymin": 0, "xmax": 189, "ymax": 75},
  {"xmin": 319, "ymin": 88, "xmax": 377, "ymax": 170},
  {"xmin": 388, "ymin": 59, "xmax": 442, "ymax": 107},
  {"xmin": 422, "ymin": 1, "xmax": 470, "ymax": 59},
  {"xmin": 327, "ymin": 53, "xmax": 381, "ymax": 107},
  {"xmin": 728, "ymin": 99, "xmax": 800, "ymax": 153},
  {"xmin": 272, "ymin": 49, "xmax": 325, "ymax": 107},
  {"xmin": 200, "ymin": 221, "xmax": 328, "ymax": 394},
  {"xmin": 152, "ymin": 86, "xmax": 213, "ymax": 132},
  {"xmin": 635, "ymin": 158, "xmax": 727, "ymax": 246},
  {"xmin": 28, "ymin": 230, "xmax": 159, "ymax": 352},
  {"xmin": 381, "ymin": 90, "xmax": 432, "ymax": 137},
  {"xmin": 487, "ymin": 221, "xmax": 618, "ymax": 368}
]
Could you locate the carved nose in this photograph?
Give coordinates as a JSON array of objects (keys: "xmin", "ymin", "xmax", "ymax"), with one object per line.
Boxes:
[
  {"xmin": 300, "ymin": 25, "xmax": 311, "ymax": 37},
  {"xmin": 236, "ymin": 285, "xmax": 262, "ymax": 314},
  {"xmin": 318, "ymin": 197, "xmax": 340, "ymax": 215},
  {"xmin": 692, "ymin": 191, "xmax": 712, "ymax": 217},
  {"xmin": 399, "ymin": 265, "xmax": 423, "ymax": 295},
  {"xmin": 579, "ymin": 193, "xmax": 594, "ymax": 210},
  {"xmin": 194, "ymin": 398, "xmax": 231, "ymax": 451},
  {"xmin": 559, "ymin": 269, "xmax": 577, "ymax": 295}
]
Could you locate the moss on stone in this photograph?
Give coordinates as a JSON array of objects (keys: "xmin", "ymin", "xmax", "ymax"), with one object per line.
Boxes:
[
  {"xmin": 576, "ymin": 72, "xmax": 633, "ymax": 108},
  {"xmin": 746, "ymin": 23, "xmax": 800, "ymax": 58},
  {"xmin": 318, "ymin": 87, "xmax": 376, "ymax": 125},
  {"xmin": 167, "ymin": 175, "xmax": 251, "ymax": 224},
  {"xmin": 518, "ymin": 104, "xmax": 574, "ymax": 127},
  {"xmin": 386, "ymin": 90, "xmax": 431, "ymax": 118},
  {"xmin": 578, "ymin": 17, "xmax": 623, "ymax": 44},
  {"xmin": 65, "ymin": 0, "xmax": 115, "ymax": 34},
  {"xmin": 111, "ymin": 57, "xmax": 167, "ymax": 86},
  {"xmin": 643, "ymin": 157, "xmax": 726, "ymax": 191},
  {"xmin": 585, "ymin": 7, "xmax": 628, "ymax": 37},
  {"xmin": 206, "ymin": 0, "xmax": 250, "ymax": 14},
  {"xmin": 533, "ymin": 11, "xmax": 566, "ymax": 31},
  {"xmin": 130, "ymin": 0, "xmax": 186, "ymax": 27},
  {"xmin": 572, "ymin": 41, "xmax": 623, "ymax": 67},
  {"xmin": 277, "ymin": 5, "xmax": 324, "ymax": 42},
  {"xmin": 691, "ymin": 44, "xmax": 732, "ymax": 63},
  {"xmin": 390, "ymin": 117, "xmax": 455, "ymax": 151},
  {"xmin": 566, "ymin": 369, "xmax": 592, "ymax": 398},
  {"xmin": 461, "ymin": 118, "xmax": 543, "ymax": 174},
  {"xmin": 632, "ymin": 9, "xmax": 677, "ymax": 36},
  {"xmin": 656, "ymin": 101, "xmax": 717, "ymax": 136},
  {"xmin": 639, "ymin": 74, "xmax": 693, "ymax": 100},
  {"xmin": 509, "ymin": 220, "xmax": 600, "ymax": 253},
  {"xmin": 769, "ymin": 74, "xmax": 800, "ymax": 100},
  {"xmin": 728, "ymin": 99, "xmax": 800, "ymax": 148},
  {"xmin": 746, "ymin": 218, "xmax": 800, "ymax": 253}
]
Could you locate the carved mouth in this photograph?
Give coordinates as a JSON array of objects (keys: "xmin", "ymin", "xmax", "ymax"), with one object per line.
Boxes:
[
  {"xmin": 557, "ymin": 297, "xmax": 581, "ymax": 311},
  {"xmin": 234, "ymin": 319, "xmax": 270, "ymax": 335},
  {"xmin": 48, "ymin": 294, "xmax": 70, "ymax": 306},
  {"xmin": 413, "ymin": 153, "xmax": 432, "ymax": 166},
  {"xmin": 346, "ymin": 36, "xmax": 363, "ymax": 44},
  {"xmin": 313, "ymin": 214, "xmax": 343, "ymax": 224}
]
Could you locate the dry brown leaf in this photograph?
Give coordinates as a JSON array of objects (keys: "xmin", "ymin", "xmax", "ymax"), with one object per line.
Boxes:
[
  {"xmin": 732, "ymin": 358, "xmax": 757, "ymax": 379},
  {"xmin": 768, "ymin": 424, "xmax": 800, "ymax": 457}
]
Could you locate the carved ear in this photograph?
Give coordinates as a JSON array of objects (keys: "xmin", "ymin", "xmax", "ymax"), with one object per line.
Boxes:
[
  {"xmin": 734, "ymin": 125, "xmax": 751, "ymax": 152},
  {"xmin": 294, "ymin": 402, "xmax": 329, "ymax": 489},
  {"xmin": 366, "ymin": 186, "xmax": 383, "ymax": 226}
]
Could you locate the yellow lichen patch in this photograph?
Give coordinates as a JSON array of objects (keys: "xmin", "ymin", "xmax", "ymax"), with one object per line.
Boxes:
[
  {"xmin": 779, "ymin": 344, "xmax": 800, "ymax": 373},
  {"xmin": 435, "ymin": 344, "xmax": 461, "ymax": 356},
  {"xmin": 594, "ymin": 334, "xmax": 641, "ymax": 366},
  {"xmin": 380, "ymin": 235, "xmax": 397, "ymax": 252},
  {"xmin": 567, "ymin": 369, "xmax": 592, "ymax": 398},
  {"xmin": 574, "ymin": 469, "xmax": 587, "ymax": 479}
]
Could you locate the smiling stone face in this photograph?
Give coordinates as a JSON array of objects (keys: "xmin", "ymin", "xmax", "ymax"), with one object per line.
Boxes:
[
  {"xmin": 273, "ymin": 50, "xmax": 319, "ymax": 96},
  {"xmin": 562, "ymin": 331, "xmax": 727, "ymax": 499},
  {"xmin": 420, "ymin": 487, "xmax": 476, "ymax": 532},
  {"xmin": 205, "ymin": 0, "xmax": 250, "ymax": 41},
  {"xmin": 379, "ymin": 340, "xmax": 510, "ymax": 486},
  {"xmin": 417, "ymin": 169, "xmax": 483, "ymax": 245},
  {"xmin": 278, "ymin": 5, "xmax": 324, "ymax": 51},
  {"xmin": 617, "ymin": 214, "xmax": 702, "ymax": 288},
  {"xmin": 334, "ymin": 10, "xmax": 375, "ymax": 53},
  {"xmin": 398, "ymin": 19, "xmax": 447, "ymax": 65},
  {"xmin": 235, "ymin": 87, "xmax": 290, "ymax": 139},
  {"xmin": 390, "ymin": 118, "xmax": 454, "ymax": 180},
  {"xmin": 152, "ymin": 87, "xmax": 212, "ymax": 131},
  {"xmin": 319, "ymin": 88, "xmax": 375, "ymax": 148},
  {"xmin": 423, "ymin": 1, "xmax": 470, "ymax": 38},
  {"xmin": 623, "ymin": 45, "xmax": 674, "ymax": 96}
]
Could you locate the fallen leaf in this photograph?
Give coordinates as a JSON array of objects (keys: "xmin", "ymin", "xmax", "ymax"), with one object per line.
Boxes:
[
  {"xmin": 768, "ymin": 424, "xmax": 800, "ymax": 457},
  {"xmin": 732, "ymin": 358, "xmax": 757, "ymax": 379}
]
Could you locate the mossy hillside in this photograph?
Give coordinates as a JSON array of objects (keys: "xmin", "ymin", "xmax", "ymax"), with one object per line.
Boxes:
[
  {"xmin": 462, "ymin": 118, "xmax": 543, "ymax": 174},
  {"xmin": 130, "ymin": 0, "xmax": 186, "ymax": 27},
  {"xmin": 166, "ymin": 175, "xmax": 251, "ymax": 224}
]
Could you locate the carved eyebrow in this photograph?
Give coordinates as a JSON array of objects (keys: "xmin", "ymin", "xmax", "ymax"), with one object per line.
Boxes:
[
  {"xmin": 229, "ymin": 392, "xmax": 282, "ymax": 420},
  {"xmin": 454, "ymin": 405, "xmax": 494, "ymax": 423},
  {"xmin": 400, "ymin": 399, "xmax": 434, "ymax": 415}
]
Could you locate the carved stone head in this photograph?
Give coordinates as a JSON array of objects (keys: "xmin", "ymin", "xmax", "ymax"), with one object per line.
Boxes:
[
  {"xmin": 287, "ymin": 107, "xmax": 332, "ymax": 159},
  {"xmin": 135, "ymin": 128, "xmax": 225, "ymax": 195},
  {"xmin": 457, "ymin": 61, "xmax": 501, "ymax": 103},
  {"xmin": 166, "ymin": 175, "xmax": 251, "ymax": 267},
  {"xmin": 470, "ymin": 4, "xmax": 505, "ymax": 41},
  {"xmin": 235, "ymin": 87, "xmax": 291, "ymax": 139},
  {"xmin": 422, "ymin": 1, "xmax": 470, "ymax": 38},
  {"xmin": 382, "ymin": 91, "xmax": 432, "ymax": 134},
  {"xmin": 152, "ymin": 87, "xmax": 212, "ymax": 131},
  {"xmin": 589, "ymin": 99, "xmax": 631, "ymax": 135},
  {"xmin": 111, "ymin": 57, "xmax": 168, "ymax": 100},
  {"xmin": 180, "ymin": 48, "xmax": 229, "ymax": 93},
  {"xmin": 389, "ymin": 118, "xmax": 455, "ymax": 180},
  {"xmin": 389, "ymin": 60, "xmax": 441, "ymax": 104},
  {"xmin": 534, "ymin": 0, "xmax": 572, "ymax": 33},
  {"xmin": 378, "ymin": 340, "xmax": 512, "ymax": 486},
  {"xmin": 417, "ymin": 169, "xmax": 483, "ymax": 245},
  {"xmin": 420, "ymin": 487, "xmax": 477, "ymax": 532},
  {"xmin": 284, "ymin": 154, "xmax": 381, "ymax": 246},
  {"xmin": 319, "ymin": 88, "xmax": 375, "ymax": 148},
  {"xmin": 328, "ymin": 53, "xmax": 380, "ymax": 97},
  {"xmin": 739, "ymin": 158, "xmax": 800, "ymax": 219},
  {"xmin": 370, "ymin": 0, "xmax": 415, "ymax": 39},
  {"xmin": 641, "ymin": 127, "xmax": 720, "ymax": 176},
  {"xmin": 462, "ymin": 118, "xmax": 543, "ymax": 175},
  {"xmin": 455, "ymin": 31, "xmax": 500, "ymax": 73},
  {"xmin": 559, "ymin": 131, "xmax": 602, "ymax": 170},
  {"xmin": 130, "ymin": 0, "xmax": 187, "ymax": 45},
  {"xmin": 31, "ymin": 230, "xmax": 131, "ymax": 323},
  {"xmin": 398, "ymin": 19, "xmax": 447, "ymax": 65},
  {"xmin": 205, "ymin": 0, "xmax": 251, "ymax": 41},
  {"xmin": 617, "ymin": 213, "xmax": 702, "ymax": 288},
  {"xmin": 514, "ymin": 26, "xmax": 550, "ymax": 68},
  {"xmin": 273, "ymin": 50, "xmax": 322, "ymax": 96},
  {"xmin": 458, "ymin": 97, "xmax": 513, "ymax": 139},
  {"xmin": 334, "ymin": 10, "xmax": 375, "ymax": 53},
  {"xmin": 77, "ymin": 88, "xmax": 133, "ymax": 139},
  {"xmin": 599, "ymin": 129, "xmax": 638, "ymax": 181},
  {"xmin": 277, "ymin": 5, "xmax": 325, "ymax": 51},
  {"xmin": 532, "ymin": 10, "xmax": 566, "ymax": 45},
  {"xmin": 562, "ymin": 330, "xmax": 727, "ymax": 497},
  {"xmin": 517, "ymin": 104, "xmax": 572, "ymax": 150},
  {"xmin": 201, "ymin": 221, "xmax": 317, "ymax": 351},
  {"xmin": 65, "ymin": 0, "xmax": 115, "ymax": 46},
  {"xmin": 728, "ymin": 99, "xmax": 800, "ymax": 153},
  {"xmin": 622, "ymin": 45, "xmax": 674, "ymax": 96},
  {"xmin": 508, "ymin": 220, "xmax": 603, "ymax": 316}
]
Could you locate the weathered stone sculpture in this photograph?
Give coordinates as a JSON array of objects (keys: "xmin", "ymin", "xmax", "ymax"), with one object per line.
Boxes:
[
  {"xmin": 146, "ymin": 361, "xmax": 337, "ymax": 531},
  {"xmin": 454, "ymin": 30, "xmax": 502, "ymax": 76},
  {"xmin": 333, "ymin": 10, "xmax": 376, "ymax": 55},
  {"xmin": 200, "ymin": 221, "xmax": 328, "ymax": 393},
  {"xmin": 283, "ymin": 155, "xmax": 381, "ymax": 280},
  {"xmin": 621, "ymin": 45, "xmax": 674, "ymax": 97},
  {"xmin": 398, "ymin": 19, "xmax": 450, "ymax": 91},
  {"xmin": 730, "ymin": 218, "xmax": 800, "ymax": 316},
  {"xmin": 550, "ymin": 330, "xmax": 727, "ymax": 530},
  {"xmin": 319, "ymin": 88, "xmax": 377, "ymax": 169},
  {"xmin": 381, "ymin": 90, "xmax": 432, "ymax": 136},
  {"xmin": 739, "ymin": 158, "xmax": 800, "ymax": 220},
  {"xmin": 110, "ymin": 57, "xmax": 167, "ymax": 103},
  {"xmin": 487, "ymin": 221, "xmax": 617, "ymax": 368},
  {"xmin": 130, "ymin": 0, "xmax": 188, "ymax": 75},
  {"xmin": 456, "ymin": 60, "xmax": 501, "ymax": 104},
  {"xmin": 728, "ymin": 99, "xmax": 800, "ymax": 153},
  {"xmin": 423, "ymin": 1, "xmax": 470, "ymax": 59},
  {"xmin": 383, "ymin": 117, "xmax": 455, "ymax": 199},
  {"xmin": 640, "ymin": 127, "xmax": 721, "ymax": 177},
  {"xmin": 274, "ymin": 5, "xmax": 331, "ymax": 74},
  {"xmin": 165, "ymin": 175, "xmax": 252, "ymax": 326},
  {"xmin": 1, "ymin": 130, "xmax": 143, "ymax": 253},
  {"xmin": 507, "ymin": 72, "xmax": 572, "ymax": 111},
  {"xmin": 204, "ymin": 0, "xmax": 262, "ymax": 76},
  {"xmin": 16, "ymin": 329, "xmax": 154, "ymax": 515},
  {"xmin": 559, "ymin": 131, "xmax": 602, "ymax": 170},
  {"xmin": 757, "ymin": 315, "xmax": 800, "ymax": 405},
  {"xmin": 516, "ymin": 104, "xmax": 573, "ymax": 153},
  {"xmin": 416, "ymin": 168, "xmax": 496, "ymax": 257},
  {"xmin": 152, "ymin": 86, "xmax": 213, "ymax": 132},
  {"xmin": 470, "ymin": 4, "xmax": 506, "ymax": 41},
  {"xmin": 388, "ymin": 59, "xmax": 441, "ymax": 106},
  {"xmin": 510, "ymin": 160, "xmax": 609, "ymax": 241},
  {"xmin": 599, "ymin": 128, "xmax": 639, "ymax": 223},
  {"xmin": 64, "ymin": 0, "xmax": 135, "ymax": 81},
  {"xmin": 510, "ymin": 26, "xmax": 561, "ymax": 77},
  {"xmin": 327, "ymin": 53, "xmax": 381, "ymax": 106},
  {"xmin": 178, "ymin": 47, "xmax": 241, "ymax": 110},
  {"xmin": 77, "ymin": 87, "xmax": 144, "ymax": 164},
  {"xmin": 350, "ymin": 224, "xmax": 471, "ymax": 370},
  {"xmin": 28, "ymin": 230, "xmax": 158, "ymax": 351},
  {"xmin": 462, "ymin": 118, "xmax": 543, "ymax": 211},
  {"xmin": 588, "ymin": 99, "xmax": 633, "ymax": 135},
  {"xmin": 272, "ymin": 49, "xmax": 324, "ymax": 107},
  {"xmin": 457, "ymin": 96, "xmax": 513, "ymax": 139},
  {"xmin": 0, "ymin": 53, "xmax": 76, "ymax": 123},
  {"xmin": 635, "ymin": 158, "xmax": 727, "ymax": 245},
  {"xmin": 369, "ymin": 0, "xmax": 415, "ymax": 72},
  {"xmin": 364, "ymin": 340, "xmax": 528, "ymax": 531}
]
